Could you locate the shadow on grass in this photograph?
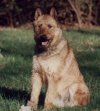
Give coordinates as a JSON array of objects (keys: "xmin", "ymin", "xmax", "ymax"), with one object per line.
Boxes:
[
  {"xmin": 78, "ymin": 29, "xmax": 100, "ymax": 37},
  {"xmin": 81, "ymin": 66, "xmax": 100, "ymax": 77},
  {"xmin": 0, "ymin": 86, "xmax": 100, "ymax": 110},
  {"xmin": 0, "ymin": 29, "xmax": 35, "ymax": 57},
  {"xmin": 1, "ymin": 37, "xmax": 35, "ymax": 58},
  {"xmin": 0, "ymin": 87, "xmax": 29, "ymax": 103},
  {"xmin": 0, "ymin": 62, "xmax": 31, "ymax": 76},
  {"xmin": 1, "ymin": 45, "xmax": 34, "ymax": 58},
  {"xmin": 75, "ymin": 50, "xmax": 100, "ymax": 78},
  {"xmin": 66, "ymin": 29, "xmax": 100, "ymax": 37},
  {"xmin": 0, "ymin": 86, "xmax": 45, "ymax": 107}
]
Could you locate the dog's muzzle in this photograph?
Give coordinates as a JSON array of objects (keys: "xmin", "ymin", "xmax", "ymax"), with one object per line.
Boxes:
[{"xmin": 37, "ymin": 34, "xmax": 49, "ymax": 46}]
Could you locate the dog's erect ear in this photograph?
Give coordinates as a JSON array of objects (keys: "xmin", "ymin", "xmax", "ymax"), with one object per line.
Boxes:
[
  {"xmin": 50, "ymin": 8, "xmax": 57, "ymax": 18},
  {"xmin": 34, "ymin": 8, "xmax": 42, "ymax": 20}
]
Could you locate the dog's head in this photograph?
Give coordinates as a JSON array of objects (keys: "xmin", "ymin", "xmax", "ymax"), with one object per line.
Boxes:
[{"xmin": 33, "ymin": 8, "xmax": 62, "ymax": 50}]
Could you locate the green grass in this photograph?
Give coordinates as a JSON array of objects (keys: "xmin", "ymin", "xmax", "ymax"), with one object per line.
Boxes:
[{"xmin": 0, "ymin": 28, "xmax": 100, "ymax": 111}]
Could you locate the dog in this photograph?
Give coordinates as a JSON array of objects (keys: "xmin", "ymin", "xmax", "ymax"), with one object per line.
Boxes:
[{"xmin": 27, "ymin": 8, "xmax": 90, "ymax": 110}]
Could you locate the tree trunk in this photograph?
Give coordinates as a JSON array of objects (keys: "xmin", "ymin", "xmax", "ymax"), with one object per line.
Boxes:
[
  {"xmin": 68, "ymin": 0, "xmax": 82, "ymax": 28},
  {"xmin": 8, "ymin": 11, "xmax": 14, "ymax": 28},
  {"xmin": 88, "ymin": 0, "xmax": 93, "ymax": 28},
  {"xmin": 94, "ymin": 0, "xmax": 100, "ymax": 25}
]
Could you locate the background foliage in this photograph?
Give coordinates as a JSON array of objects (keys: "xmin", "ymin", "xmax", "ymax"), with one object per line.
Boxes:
[{"xmin": 0, "ymin": 0, "xmax": 100, "ymax": 28}]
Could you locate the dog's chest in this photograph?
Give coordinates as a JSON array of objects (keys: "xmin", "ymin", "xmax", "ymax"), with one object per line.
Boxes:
[{"xmin": 39, "ymin": 56, "xmax": 61, "ymax": 75}]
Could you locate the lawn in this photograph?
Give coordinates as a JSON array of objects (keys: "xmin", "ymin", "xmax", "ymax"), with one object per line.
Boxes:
[{"xmin": 0, "ymin": 28, "xmax": 100, "ymax": 111}]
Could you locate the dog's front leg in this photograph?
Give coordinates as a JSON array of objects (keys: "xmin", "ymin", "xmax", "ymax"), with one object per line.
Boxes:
[
  {"xmin": 27, "ymin": 73, "xmax": 42, "ymax": 110},
  {"xmin": 44, "ymin": 80, "xmax": 56, "ymax": 110}
]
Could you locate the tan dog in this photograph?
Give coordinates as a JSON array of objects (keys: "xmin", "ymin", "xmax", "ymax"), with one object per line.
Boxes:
[{"xmin": 27, "ymin": 8, "xmax": 90, "ymax": 110}]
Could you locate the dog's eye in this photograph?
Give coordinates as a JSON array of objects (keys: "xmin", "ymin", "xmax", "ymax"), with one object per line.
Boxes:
[
  {"xmin": 48, "ymin": 24, "xmax": 52, "ymax": 28},
  {"xmin": 38, "ymin": 24, "xmax": 42, "ymax": 28}
]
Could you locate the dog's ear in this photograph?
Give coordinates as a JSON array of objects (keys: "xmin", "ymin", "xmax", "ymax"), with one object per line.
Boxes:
[
  {"xmin": 34, "ymin": 8, "xmax": 42, "ymax": 20},
  {"xmin": 50, "ymin": 8, "xmax": 57, "ymax": 18}
]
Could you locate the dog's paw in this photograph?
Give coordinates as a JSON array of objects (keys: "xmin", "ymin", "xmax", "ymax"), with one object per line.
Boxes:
[
  {"xmin": 27, "ymin": 101, "xmax": 37, "ymax": 110},
  {"xmin": 44, "ymin": 102, "xmax": 54, "ymax": 111},
  {"xmin": 19, "ymin": 105, "xmax": 31, "ymax": 111}
]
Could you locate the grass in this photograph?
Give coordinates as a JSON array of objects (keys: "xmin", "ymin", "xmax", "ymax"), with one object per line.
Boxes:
[{"xmin": 0, "ymin": 28, "xmax": 100, "ymax": 111}]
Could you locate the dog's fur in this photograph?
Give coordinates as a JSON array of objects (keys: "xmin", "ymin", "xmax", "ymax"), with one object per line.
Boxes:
[{"xmin": 27, "ymin": 8, "xmax": 90, "ymax": 110}]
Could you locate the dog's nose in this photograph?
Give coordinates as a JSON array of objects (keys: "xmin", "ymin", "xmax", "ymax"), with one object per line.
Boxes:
[{"xmin": 39, "ymin": 35, "xmax": 48, "ymax": 41}]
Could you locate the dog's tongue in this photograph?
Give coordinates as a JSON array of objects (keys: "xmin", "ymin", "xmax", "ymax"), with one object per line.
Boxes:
[{"xmin": 42, "ymin": 41, "xmax": 48, "ymax": 46}]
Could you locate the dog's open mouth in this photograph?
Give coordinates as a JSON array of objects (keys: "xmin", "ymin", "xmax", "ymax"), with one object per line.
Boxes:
[
  {"xmin": 41, "ymin": 41, "xmax": 49, "ymax": 46},
  {"xmin": 36, "ymin": 35, "xmax": 52, "ymax": 47},
  {"xmin": 41, "ymin": 39, "xmax": 52, "ymax": 47}
]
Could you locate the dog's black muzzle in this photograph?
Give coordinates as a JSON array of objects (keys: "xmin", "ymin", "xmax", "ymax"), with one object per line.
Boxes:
[{"xmin": 38, "ymin": 34, "xmax": 48, "ymax": 42}]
